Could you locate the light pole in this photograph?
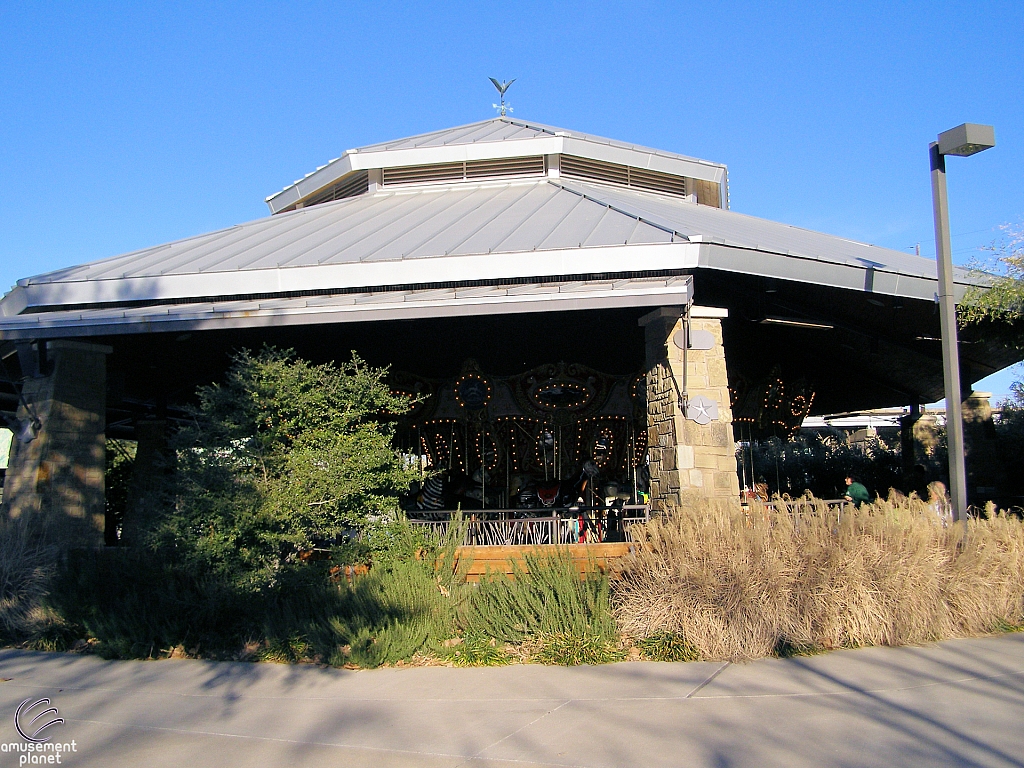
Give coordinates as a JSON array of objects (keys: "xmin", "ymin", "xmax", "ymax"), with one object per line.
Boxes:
[{"xmin": 930, "ymin": 123, "xmax": 995, "ymax": 521}]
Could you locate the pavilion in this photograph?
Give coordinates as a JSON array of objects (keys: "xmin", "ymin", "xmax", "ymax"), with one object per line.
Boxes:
[{"xmin": 0, "ymin": 117, "xmax": 1016, "ymax": 545}]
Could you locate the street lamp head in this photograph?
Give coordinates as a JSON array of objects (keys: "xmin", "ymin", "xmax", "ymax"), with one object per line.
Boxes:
[{"xmin": 937, "ymin": 123, "xmax": 995, "ymax": 157}]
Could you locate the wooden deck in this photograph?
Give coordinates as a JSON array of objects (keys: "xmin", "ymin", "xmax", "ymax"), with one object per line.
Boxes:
[{"xmin": 450, "ymin": 542, "xmax": 633, "ymax": 582}]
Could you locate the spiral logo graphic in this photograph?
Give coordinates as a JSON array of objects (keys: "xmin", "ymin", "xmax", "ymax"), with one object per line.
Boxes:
[{"xmin": 15, "ymin": 698, "xmax": 64, "ymax": 743}]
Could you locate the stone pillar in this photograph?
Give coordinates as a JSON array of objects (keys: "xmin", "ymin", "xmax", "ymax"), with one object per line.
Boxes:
[
  {"xmin": 962, "ymin": 391, "xmax": 1005, "ymax": 501},
  {"xmin": 2, "ymin": 340, "xmax": 112, "ymax": 547},
  {"xmin": 641, "ymin": 306, "xmax": 740, "ymax": 513},
  {"xmin": 120, "ymin": 419, "xmax": 168, "ymax": 547},
  {"xmin": 900, "ymin": 404, "xmax": 922, "ymax": 474}
]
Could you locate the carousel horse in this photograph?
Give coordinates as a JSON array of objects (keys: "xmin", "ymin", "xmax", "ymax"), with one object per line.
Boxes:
[{"xmin": 415, "ymin": 475, "xmax": 446, "ymax": 511}]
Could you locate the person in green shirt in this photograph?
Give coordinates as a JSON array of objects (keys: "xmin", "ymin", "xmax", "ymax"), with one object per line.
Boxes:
[{"xmin": 844, "ymin": 475, "xmax": 871, "ymax": 506}]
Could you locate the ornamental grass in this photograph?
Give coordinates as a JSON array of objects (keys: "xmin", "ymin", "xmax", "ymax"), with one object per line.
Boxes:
[{"xmin": 613, "ymin": 494, "xmax": 1024, "ymax": 661}]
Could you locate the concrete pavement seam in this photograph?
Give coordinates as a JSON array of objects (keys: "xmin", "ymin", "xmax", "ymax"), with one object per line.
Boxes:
[
  {"xmin": 4, "ymin": 665, "xmax": 1023, "ymax": 703},
  {"xmin": 64, "ymin": 716, "xmax": 580, "ymax": 768},
  {"xmin": 455, "ymin": 700, "xmax": 572, "ymax": 768},
  {"xmin": 684, "ymin": 662, "xmax": 730, "ymax": 698}
]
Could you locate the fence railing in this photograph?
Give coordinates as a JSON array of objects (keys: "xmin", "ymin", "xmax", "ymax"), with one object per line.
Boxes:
[
  {"xmin": 753, "ymin": 498, "xmax": 852, "ymax": 515},
  {"xmin": 407, "ymin": 505, "xmax": 651, "ymax": 546}
]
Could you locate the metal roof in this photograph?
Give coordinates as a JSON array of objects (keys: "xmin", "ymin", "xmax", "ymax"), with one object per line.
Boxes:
[
  {"xmin": 265, "ymin": 118, "xmax": 728, "ymax": 214},
  {"xmin": 556, "ymin": 180, "xmax": 967, "ymax": 299},
  {"xmin": 352, "ymin": 118, "xmax": 718, "ymax": 162},
  {"xmin": 1, "ymin": 175, "xmax": 977, "ymax": 326}
]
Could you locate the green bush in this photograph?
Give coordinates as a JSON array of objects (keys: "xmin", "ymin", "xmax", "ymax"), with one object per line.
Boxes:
[
  {"xmin": 533, "ymin": 632, "xmax": 626, "ymax": 666},
  {"xmin": 636, "ymin": 632, "xmax": 700, "ymax": 662},
  {"xmin": 465, "ymin": 549, "xmax": 617, "ymax": 643},
  {"xmin": 444, "ymin": 633, "xmax": 511, "ymax": 667},
  {"xmin": 147, "ymin": 346, "xmax": 418, "ymax": 589}
]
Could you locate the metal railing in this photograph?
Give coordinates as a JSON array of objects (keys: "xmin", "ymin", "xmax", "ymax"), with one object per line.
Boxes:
[{"xmin": 407, "ymin": 505, "xmax": 651, "ymax": 546}]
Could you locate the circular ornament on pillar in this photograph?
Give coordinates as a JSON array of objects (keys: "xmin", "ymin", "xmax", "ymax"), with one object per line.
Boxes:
[{"xmin": 672, "ymin": 329, "xmax": 715, "ymax": 350}]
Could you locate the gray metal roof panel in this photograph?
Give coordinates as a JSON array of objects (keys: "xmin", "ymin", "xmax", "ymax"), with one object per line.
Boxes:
[
  {"xmin": 351, "ymin": 118, "xmax": 720, "ymax": 167},
  {"xmin": 354, "ymin": 119, "xmax": 541, "ymax": 151},
  {"xmin": 6, "ymin": 181, "xmax": 685, "ymax": 308},
  {"xmin": 554, "ymin": 179, "xmax": 974, "ymax": 284}
]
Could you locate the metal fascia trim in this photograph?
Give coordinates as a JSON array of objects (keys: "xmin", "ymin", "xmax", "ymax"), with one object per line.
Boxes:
[
  {"xmin": 697, "ymin": 242, "xmax": 963, "ymax": 302},
  {"xmin": 0, "ymin": 279, "xmax": 693, "ymax": 340},
  {"xmin": 12, "ymin": 243, "xmax": 701, "ymax": 311}
]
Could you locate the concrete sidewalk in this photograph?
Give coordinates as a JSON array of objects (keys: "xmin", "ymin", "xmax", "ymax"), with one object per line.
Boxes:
[{"xmin": 1, "ymin": 634, "xmax": 1023, "ymax": 768}]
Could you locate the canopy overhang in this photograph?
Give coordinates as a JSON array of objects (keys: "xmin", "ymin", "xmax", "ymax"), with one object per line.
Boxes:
[{"xmin": 0, "ymin": 274, "xmax": 693, "ymax": 340}]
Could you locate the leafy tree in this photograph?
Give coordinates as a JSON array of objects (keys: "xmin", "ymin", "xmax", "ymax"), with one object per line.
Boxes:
[
  {"xmin": 960, "ymin": 225, "xmax": 1024, "ymax": 329},
  {"xmin": 742, "ymin": 428, "xmax": 934, "ymax": 499},
  {"xmin": 148, "ymin": 347, "xmax": 417, "ymax": 588},
  {"xmin": 960, "ymin": 224, "xmax": 1024, "ymax": 497},
  {"xmin": 994, "ymin": 380, "xmax": 1024, "ymax": 496}
]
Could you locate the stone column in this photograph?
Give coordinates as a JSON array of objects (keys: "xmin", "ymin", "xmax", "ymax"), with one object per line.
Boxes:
[
  {"xmin": 641, "ymin": 306, "xmax": 740, "ymax": 513},
  {"xmin": 120, "ymin": 419, "xmax": 168, "ymax": 547},
  {"xmin": 2, "ymin": 340, "xmax": 112, "ymax": 547},
  {"xmin": 962, "ymin": 391, "xmax": 1006, "ymax": 501}
]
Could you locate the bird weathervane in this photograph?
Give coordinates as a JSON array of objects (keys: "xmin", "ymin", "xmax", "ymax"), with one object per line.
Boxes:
[{"xmin": 489, "ymin": 78, "xmax": 515, "ymax": 116}]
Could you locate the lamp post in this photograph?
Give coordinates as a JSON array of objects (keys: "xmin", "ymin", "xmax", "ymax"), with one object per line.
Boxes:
[{"xmin": 930, "ymin": 123, "xmax": 995, "ymax": 521}]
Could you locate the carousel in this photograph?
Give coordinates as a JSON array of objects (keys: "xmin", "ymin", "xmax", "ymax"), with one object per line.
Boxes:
[
  {"xmin": 393, "ymin": 360, "xmax": 651, "ymax": 544},
  {"xmin": 0, "ymin": 115, "xmax": 1015, "ymax": 549}
]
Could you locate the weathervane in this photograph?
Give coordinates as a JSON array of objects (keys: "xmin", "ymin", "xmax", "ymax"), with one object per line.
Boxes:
[{"xmin": 489, "ymin": 78, "xmax": 515, "ymax": 116}]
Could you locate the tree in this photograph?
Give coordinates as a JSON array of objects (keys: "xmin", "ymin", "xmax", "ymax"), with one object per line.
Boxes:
[
  {"xmin": 148, "ymin": 347, "xmax": 417, "ymax": 588},
  {"xmin": 960, "ymin": 225, "xmax": 1024, "ymax": 331},
  {"xmin": 961, "ymin": 224, "xmax": 1024, "ymax": 498}
]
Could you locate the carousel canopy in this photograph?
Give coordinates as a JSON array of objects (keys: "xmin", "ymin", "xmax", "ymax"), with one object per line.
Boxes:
[{"xmin": 0, "ymin": 117, "xmax": 986, "ymax": 342}]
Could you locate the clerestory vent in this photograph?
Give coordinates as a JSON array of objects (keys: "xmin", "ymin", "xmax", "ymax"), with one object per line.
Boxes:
[
  {"xmin": 301, "ymin": 171, "xmax": 370, "ymax": 207},
  {"xmin": 560, "ymin": 155, "xmax": 692, "ymax": 200},
  {"xmin": 382, "ymin": 156, "xmax": 545, "ymax": 187}
]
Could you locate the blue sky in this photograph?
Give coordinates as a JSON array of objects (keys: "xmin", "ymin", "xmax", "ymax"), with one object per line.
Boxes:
[{"xmin": 1, "ymin": 1, "xmax": 1021, "ymax": 397}]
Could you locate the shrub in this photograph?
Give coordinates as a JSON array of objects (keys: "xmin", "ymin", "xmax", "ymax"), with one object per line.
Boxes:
[
  {"xmin": 443, "ymin": 633, "xmax": 511, "ymax": 667},
  {"xmin": 147, "ymin": 347, "xmax": 418, "ymax": 589},
  {"xmin": 614, "ymin": 494, "xmax": 1024, "ymax": 661},
  {"xmin": 464, "ymin": 549, "xmax": 617, "ymax": 643},
  {"xmin": 635, "ymin": 632, "xmax": 700, "ymax": 662},
  {"xmin": 533, "ymin": 632, "xmax": 626, "ymax": 666}
]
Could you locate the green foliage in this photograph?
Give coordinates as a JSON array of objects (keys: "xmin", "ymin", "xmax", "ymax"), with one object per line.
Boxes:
[
  {"xmin": 464, "ymin": 550, "xmax": 617, "ymax": 643},
  {"xmin": 960, "ymin": 225, "xmax": 1024, "ymax": 328},
  {"xmin": 444, "ymin": 633, "xmax": 511, "ymax": 667},
  {"xmin": 150, "ymin": 347, "xmax": 418, "ymax": 588},
  {"xmin": 746, "ymin": 429, "xmax": 917, "ymax": 499},
  {"xmin": 330, "ymin": 540, "xmax": 372, "ymax": 566},
  {"xmin": 44, "ymin": 548, "xmax": 254, "ymax": 659},
  {"xmin": 321, "ymin": 558, "xmax": 462, "ymax": 667},
  {"xmin": 994, "ymin": 382, "xmax": 1024, "ymax": 496},
  {"xmin": 773, "ymin": 638, "xmax": 829, "ymax": 658},
  {"xmin": 104, "ymin": 439, "xmax": 136, "ymax": 543},
  {"xmin": 533, "ymin": 632, "xmax": 627, "ymax": 666},
  {"xmin": 636, "ymin": 633, "xmax": 700, "ymax": 662}
]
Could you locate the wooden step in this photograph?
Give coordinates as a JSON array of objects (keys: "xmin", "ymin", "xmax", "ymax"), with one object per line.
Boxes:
[{"xmin": 447, "ymin": 542, "xmax": 633, "ymax": 581}]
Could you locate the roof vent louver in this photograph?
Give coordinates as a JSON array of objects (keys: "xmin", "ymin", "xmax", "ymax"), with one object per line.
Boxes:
[
  {"xmin": 561, "ymin": 155, "xmax": 690, "ymax": 199},
  {"xmin": 382, "ymin": 156, "xmax": 545, "ymax": 187},
  {"xmin": 465, "ymin": 156, "xmax": 545, "ymax": 179},
  {"xmin": 301, "ymin": 171, "xmax": 370, "ymax": 207}
]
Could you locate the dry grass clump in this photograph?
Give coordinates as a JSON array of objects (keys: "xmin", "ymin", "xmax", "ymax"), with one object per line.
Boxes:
[
  {"xmin": 0, "ymin": 517, "xmax": 58, "ymax": 640},
  {"xmin": 614, "ymin": 495, "xmax": 1024, "ymax": 661}
]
